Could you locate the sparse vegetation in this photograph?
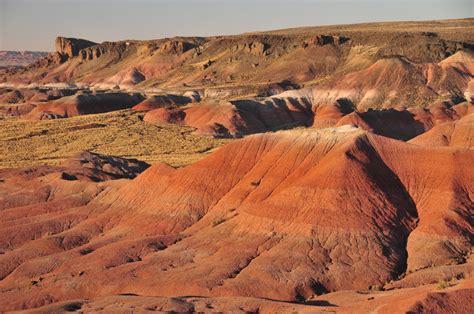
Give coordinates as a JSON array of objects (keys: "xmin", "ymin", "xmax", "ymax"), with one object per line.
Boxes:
[
  {"xmin": 0, "ymin": 109, "xmax": 232, "ymax": 168},
  {"xmin": 436, "ymin": 279, "xmax": 451, "ymax": 290},
  {"xmin": 369, "ymin": 284, "xmax": 384, "ymax": 291},
  {"xmin": 454, "ymin": 273, "xmax": 465, "ymax": 280},
  {"xmin": 79, "ymin": 248, "xmax": 94, "ymax": 255}
]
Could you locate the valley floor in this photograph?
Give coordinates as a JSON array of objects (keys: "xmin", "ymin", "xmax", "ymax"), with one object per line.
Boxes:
[{"xmin": 0, "ymin": 110, "xmax": 231, "ymax": 169}]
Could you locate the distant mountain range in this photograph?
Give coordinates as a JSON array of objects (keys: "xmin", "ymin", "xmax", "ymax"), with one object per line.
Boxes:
[{"xmin": 0, "ymin": 51, "xmax": 49, "ymax": 67}]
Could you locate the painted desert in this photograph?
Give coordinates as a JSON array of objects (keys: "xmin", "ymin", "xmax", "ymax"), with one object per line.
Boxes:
[{"xmin": 0, "ymin": 14, "xmax": 473, "ymax": 313}]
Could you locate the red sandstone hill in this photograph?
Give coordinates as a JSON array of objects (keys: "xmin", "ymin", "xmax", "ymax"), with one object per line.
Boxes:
[
  {"xmin": 3, "ymin": 85, "xmax": 471, "ymax": 141},
  {"xmin": 409, "ymin": 112, "xmax": 474, "ymax": 148},
  {"xmin": 21, "ymin": 92, "xmax": 144, "ymax": 120},
  {"xmin": 140, "ymin": 96, "xmax": 472, "ymax": 139},
  {"xmin": 310, "ymin": 52, "xmax": 474, "ymax": 109},
  {"xmin": 143, "ymin": 97, "xmax": 313, "ymax": 137},
  {"xmin": 0, "ymin": 127, "xmax": 472, "ymax": 311}
]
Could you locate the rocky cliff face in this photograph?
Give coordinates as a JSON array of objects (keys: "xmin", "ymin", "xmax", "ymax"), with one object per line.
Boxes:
[
  {"xmin": 78, "ymin": 41, "xmax": 127, "ymax": 61},
  {"xmin": 302, "ymin": 35, "xmax": 349, "ymax": 48},
  {"xmin": 55, "ymin": 36, "xmax": 97, "ymax": 59},
  {"xmin": 159, "ymin": 40, "xmax": 197, "ymax": 54},
  {"xmin": 232, "ymin": 41, "xmax": 270, "ymax": 56}
]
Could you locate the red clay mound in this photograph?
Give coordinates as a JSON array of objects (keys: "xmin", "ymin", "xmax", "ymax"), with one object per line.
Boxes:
[
  {"xmin": 409, "ymin": 112, "xmax": 474, "ymax": 148},
  {"xmin": 144, "ymin": 97, "xmax": 313, "ymax": 137},
  {"xmin": 439, "ymin": 50, "xmax": 474, "ymax": 75},
  {"xmin": 311, "ymin": 98, "xmax": 355, "ymax": 128},
  {"xmin": 312, "ymin": 54, "xmax": 473, "ymax": 109},
  {"xmin": 0, "ymin": 128, "xmax": 472, "ymax": 311},
  {"xmin": 0, "ymin": 89, "xmax": 31, "ymax": 103},
  {"xmin": 0, "ymin": 102, "xmax": 36, "ymax": 116},
  {"xmin": 0, "ymin": 152, "xmax": 149, "ymax": 286},
  {"xmin": 182, "ymin": 101, "xmax": 247, "ymax": 137},
  {"xmin": 0, "ymin": 88, "xmax": 72, "ymax": 105},
  {"xmin": 133, "ymin": 94, "xmax": 193, "ymax": 110},
  {"xmin": 23, "ymin": 92, "xmax": 144, "ymax": 120},
  {"xmin": 143, "ymin": 107, "xmax": 186, "ymax": 124},
  {"xmin": 329, "ymin": 101, "xmax": 472, "ymax": 140},
  {"xmin": 0, "ymin": 151, "xmax": 149, "ymax": 209},
  {"xmin": 101, "ymin": 67, "xmax": 146, "ymax": 88},
  {"xmin": 336, "ymin": 109, "xmax": 427, "ymax": 140},
  {"xmin": 0, "ymin": 88, "xmax": 78, "ymax": 117},
  {"xmin": 19, "ymin": 295, "xmax": 328, "ymax": 313},
  {"xmin": 233, "ymin": 96, "xmax": 313, "ymax": 131},
  {"xmin": 20, "ymin": 278, "xmax": 474, "ymax": 313},
  {"xmin": 144, "ymin": 101, "xmax": 243, "ymax": 137},
  {"xmin": 406, "ymin": 278, "xmax": 474, "ymax": 314}
]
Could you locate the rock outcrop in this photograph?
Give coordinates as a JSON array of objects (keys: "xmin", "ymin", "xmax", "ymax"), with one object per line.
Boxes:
[
  {"xmin": 232, "ymin": 41, "xmax": 270, "ymax": 56},
  {"xmin": 159, "ymin": 40, "xmax": 197, "ymax": 55},
  {"xmin": 302, "ymin": 34, "xmax": 349, "ymax": 48},
  {"xmin": 79, "ymin": 46, "xmax": 107, "ymax": 61},
  {"xmin": 55, "ymin": 36, "xmax": 97, "ymax": 59}
]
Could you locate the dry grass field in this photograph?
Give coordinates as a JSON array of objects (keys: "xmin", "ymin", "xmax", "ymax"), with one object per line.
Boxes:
[{"xmin": 0, "ymin": 109, "xmax": 232, "ymax": 168}]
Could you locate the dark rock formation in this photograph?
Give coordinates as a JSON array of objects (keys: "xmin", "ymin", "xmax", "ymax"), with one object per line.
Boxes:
[{"xmin": 233, "ymin": 41, "xmax": 270, "ymax": 56}]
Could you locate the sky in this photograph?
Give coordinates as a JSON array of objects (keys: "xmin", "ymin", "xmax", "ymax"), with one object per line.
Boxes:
[{"xmin": 0, "ymin": 0, "xmax": 472, "ymax": 51}]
